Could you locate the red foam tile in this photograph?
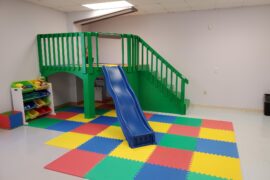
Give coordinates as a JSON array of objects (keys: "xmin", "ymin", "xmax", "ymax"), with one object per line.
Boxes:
[
  {"xmin": 147, "ymin": 146, "xmax": 193, "ymax": 170},
  {"xmin": 168, "ymin": 124, "xmax": 200, "ymax": 137},
  {"xmin": 47, "ymin": 112, "xmax": 78, "ymax": 120},
  {"xmin": 45, "ymin": 149, "xmax": 105, "ymax": 177},
  {"xmin": 144, "ymin": 113, "xmax": 153, "ymax": 120},
  {"xmin": 71, "ymin": 123, "xmax": 109, "ymax": 135},
  {"xmin": 202, "ymin": 119, "xmax": 234, "ymax": 131}
]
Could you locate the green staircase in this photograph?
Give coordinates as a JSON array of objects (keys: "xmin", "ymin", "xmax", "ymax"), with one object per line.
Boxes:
[{"xmin": 37, "ymin": 32, "xmax": 189, "ymax": 118}]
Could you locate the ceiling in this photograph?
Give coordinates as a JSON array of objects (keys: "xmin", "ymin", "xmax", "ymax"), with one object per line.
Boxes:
[{"xmin": 24, "ymin": 0, "xmax": 270, "ymax": 14}]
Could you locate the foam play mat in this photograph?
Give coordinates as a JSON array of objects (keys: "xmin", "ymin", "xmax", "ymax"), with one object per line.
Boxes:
[{"xmin": 27, "ymin": 101, "xmax": 242, "ymax": 180}]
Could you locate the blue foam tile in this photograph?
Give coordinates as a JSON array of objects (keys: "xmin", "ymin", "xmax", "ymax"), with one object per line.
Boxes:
[
  {"xmin": 149, "ymin": 114, "xmax": 177, "ymax": 123},
  {"xmin": 91, "ymin": 116, "xmax": 118, "ymax": 125},
  {"xmin": 155, "ymin": 132, "xmax": 165, "ymax": 144},
  {"xmin": 65, "ymin": 107, "xmax": 84, "ymax": 113},
  {"xmin": 135, "ymin": 163, "xmax": 187, "ymax": 180},
  {"xmin": 46, "ymin": 121, "xmax": 83, "ymax": 132},
  {"xmin": 78, "ymin": 136, "xmax": 122, "ymax": 154},
  {"xmin": 196, "ymin": 138, "xmax": 239, "ymax": 158}
]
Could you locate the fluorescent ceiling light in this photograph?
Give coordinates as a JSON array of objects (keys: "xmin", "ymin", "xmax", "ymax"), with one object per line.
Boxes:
[{"xmin": 83, "ymin": 1, "xmax": 133, "ymax": 10}]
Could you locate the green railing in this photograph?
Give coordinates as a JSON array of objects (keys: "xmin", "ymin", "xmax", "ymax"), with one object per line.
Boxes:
[
  {"xmin": 121, "ymin": 34, "xmax": 189, "ymax": 101},
  {"xmin": 37, "ymin": 32, "xmax": 188, "ymax": 101}
]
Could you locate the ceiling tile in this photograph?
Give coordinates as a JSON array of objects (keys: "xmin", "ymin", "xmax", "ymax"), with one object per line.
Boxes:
[
  {"xmin": 186, "ymin": 0, "xmax": 216, "ymax": 10},
  {"xmin": 23, "ymin": 0, "xmax": 270, "ymax": 14},
  {"xmin": 215, "ymin": 0, "xmax": 245, "ymax": 9},
  {"xmin": 244, "ymin": 0, "xmax": 270, "ymax": 6}
]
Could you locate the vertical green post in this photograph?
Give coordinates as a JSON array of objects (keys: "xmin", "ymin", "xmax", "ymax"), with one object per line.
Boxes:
[
  {"xmin": 156, "ymin": 57, "xmax": 158, "ymax": 78},
  {"xmin": 141, "ymin": 43, "xmax": 144, "ymax": 70},
  {"xmin": 131, "ymin": 36, "xmax": 134, "ymax": 70},
  {"xmin": 151, "ymin": 52, "xmax": 153, "ymax": 73},
  {"xmin": 61, "ymin": 35, "xmax": 65, "ymax": 68},
  {"xmin": 121, "ymin": 36, "xmax": 124, "ymax": 67},
  {"xmin": 47, "ymin": 35, "xmax": 51, "ymax": 68},
  {"xmin": 67, "ymin": 34, "xmax": 70, "ymax": 69},
  {"xmin": 165, "ymin": 67, "xmax": 168, "ymax": 86},
  {"xmin": 76, "ymin": 33, "xmax": 80, "ymax": 68},
  {"xmin": 146, "ymin": 49, "xmax": 149, "ymax": 70},
  {"xmin": 160, "ymin": 62, "xmax": 163, "ymax": 80},
  {"xmin": 176, "ymin": 77, "xmax": 178, "ymax": 96},
  {"xmin": 180, "ymin": 79, "xmax": 185, "ymax": 102},
  {"xmin": 136, "ymin": 37, "xmax": 139, "ymax": 69},
  {"xmin": 134, "ymin": 37, "xmax": 137, "ymax": 70},
  {"xmin": 37, "ymin": 35, "xmax": 43, "ymax": 71},
  {"xmin": 43, "ymin": 36, "xmax": 48, "ymax": 69},
  {"xmin": 127, "ymin": 35, "xmax": 131, "ymax": 72},
  {"xmin": 80, "ymin": 33, "xmax": 86, "ymax": 74},
  {"xmin": 71, "ymin": 34, "xmax": 75, "ymax": 69},
  {"xmin": 52, "ymin": 35, "xmax": 57, "ymax": 67},
  {"xmin": 133, "ymin": 36, "xmax": 136, "ymax": 71},
  {"xmin": 83, "ymin": 75, "xmax": 95, "ymax": 118},
  {"xmin": 87, "ymin": 33, "xmax": 93, "ymax": 73},
  {"xmin": 95, "ymin": 34, "xmax": 99, "ymax": 67},
  {"xmin": 57, "ymin": 35, "xmax": 61, "ymax": 68}
]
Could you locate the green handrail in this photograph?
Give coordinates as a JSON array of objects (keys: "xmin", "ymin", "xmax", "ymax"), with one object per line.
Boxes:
[{"xmin": 37, "ymin": 32, "xmax": 188, "ymax": 101}]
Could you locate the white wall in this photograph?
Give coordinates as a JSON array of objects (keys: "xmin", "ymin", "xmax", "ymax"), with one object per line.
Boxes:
[
  {"xmin": 0, "ymin": 0, "xmax": 70, "ymax": 112},
  {"xmin": 48, "ymin": 73, "xmax": 77, "ymax": 106},
  {"xmin": 82, "ymin": 6, "xmax": 270, "ymax": 110}
]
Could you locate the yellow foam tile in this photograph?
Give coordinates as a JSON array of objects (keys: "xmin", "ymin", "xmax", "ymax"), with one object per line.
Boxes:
[
  {"xmin": 110, "ymin": 141, "xmax": 157, "ymax": 162},
  {"xmin": 103, "ymin": 110, "xmax": 117, "ymax": 117},
  {"xmin": 67, "ymin": 114, "xmax": 99, "ymax": 123},
  {"xmin": 199, "ymin": 127, "xmax": 236, "ymax": 143},
  {"xmin": 97, "ymin": 126, "xmax": 125, "ymax": 140},
  {"xmin": 190, "ymin": 152, "xmax": 242, "ymax": 180},
  {"xmin": 148, "ymin": 121, "xmax": 172, "ymax": 133},
  {"xmin": 46, "ymin": 132, "xmax": 93, "ymax": 149}
]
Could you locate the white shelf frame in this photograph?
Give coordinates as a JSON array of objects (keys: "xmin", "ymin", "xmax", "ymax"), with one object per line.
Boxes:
[{"xmin": 11, "ymin": 83, "xmax": 56, "ymax": 124}]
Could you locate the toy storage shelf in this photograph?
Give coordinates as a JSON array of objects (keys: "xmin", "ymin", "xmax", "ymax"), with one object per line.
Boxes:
[{"xmin": 11, "ymin": 83, "xmax": 55, "ymax": 124}]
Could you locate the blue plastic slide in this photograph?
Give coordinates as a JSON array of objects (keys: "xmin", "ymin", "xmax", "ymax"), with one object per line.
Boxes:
[{"xmin": 102, "ymin": 66, "xmax": 156, "ymax": 148}]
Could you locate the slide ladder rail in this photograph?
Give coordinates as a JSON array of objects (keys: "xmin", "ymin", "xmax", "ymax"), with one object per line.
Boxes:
[
  {"xmin": 102, "ymin": 66, "xmax": 155, "ymax": 148},
  {"xmin": 120, "ymin": 34, "xmax": 189, "ymax": 102}
]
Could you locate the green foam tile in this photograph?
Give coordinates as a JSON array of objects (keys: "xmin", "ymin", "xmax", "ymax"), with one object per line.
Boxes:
[
  {"xmin": 85, "ymin": 156, "xmax": 143, "ymax": 180},
  {"xmin": 174, "ymin": 117, "xmax": 202, "ymax": 127},
  {"xmin": 112, "ymin": 121, "xmax": 121, "ymax": 127},
  {"xmin": 187, "ymin": 172, "xmax": 227, "ymax": 180},
  {"xmin": 28, "ymin": 118, "xmax": 62, "ymax": 129},
  {"xmin": 159, "ymin": 134, "xmax": 197, "ymax": 151},
  {"xmin": 96, "ymin": 109, "xmax": 110, "ymax": 115}
]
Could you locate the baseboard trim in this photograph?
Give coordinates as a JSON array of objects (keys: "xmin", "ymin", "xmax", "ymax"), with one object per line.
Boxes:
[
  {"xmin": 55, "ymin": 101, "xmax": 83, "ymax": 109},
  {"xmin": 190, "ymin": 103, "xmax": 263, "ymax": 112}
]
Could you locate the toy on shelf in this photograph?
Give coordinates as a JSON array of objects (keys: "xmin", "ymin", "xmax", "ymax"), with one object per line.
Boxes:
[
  {"xmin": 11, "ymin": 81, "xmax": 34, "ymax": 93},
  {"xmin": 26, "ymin": 110, "xmax": 40, "ymax": 120},
  {"xmin": 36, "ymin": 106, "xmax": 52, "ymax": 116},
  {"xmin": 24, "ymin": 101, "xmax": 37, "ymax": 111},
  {"xmin": 30, "ymin": 77, "xmax": 49, "ymax": 90},
  {"xmin": 34, "ymin": 98, "xmax": 50, "ymax": 108},
  {"xmin": 11, "ymin": 79, "xmax": 55, "ymax": 124},
  {"xmin": 23, "ymin": 90, "xmax": 50, "ymax": 102}
]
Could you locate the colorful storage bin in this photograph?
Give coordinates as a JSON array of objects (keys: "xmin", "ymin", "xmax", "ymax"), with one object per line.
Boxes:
[{"xmin": 0, "ymin": 111, "xmax": 23, "ymax": 129}]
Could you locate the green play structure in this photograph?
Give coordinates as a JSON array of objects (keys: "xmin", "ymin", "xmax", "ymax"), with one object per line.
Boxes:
[{"xmin": 37, "ymin": 32, "xmax": 189, "ymax": 118}]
